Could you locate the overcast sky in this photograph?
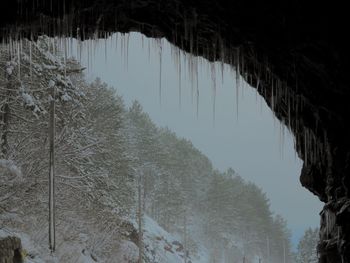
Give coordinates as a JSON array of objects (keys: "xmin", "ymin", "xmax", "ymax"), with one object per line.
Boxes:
[{"xmin": 71, "ymin": 32, "xmax": 322, "ymax": 246}]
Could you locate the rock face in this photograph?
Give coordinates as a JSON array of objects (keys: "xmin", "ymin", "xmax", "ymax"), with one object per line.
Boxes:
[
  {"xmin": 0, "ymin": 236, "xmax": 23, "ymax": 263},
  {"xmin": 1, "ymin": 1, "xmax": 349, "ymax": 262}
]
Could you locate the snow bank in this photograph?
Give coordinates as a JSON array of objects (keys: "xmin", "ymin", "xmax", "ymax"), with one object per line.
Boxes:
[
  {"xmin": 116, "ymin": 240, "xmax": 139, "ymax": 263},
  {"xmin": 140, "ymin": 216, "xmax": 187, "ymax": 263}
]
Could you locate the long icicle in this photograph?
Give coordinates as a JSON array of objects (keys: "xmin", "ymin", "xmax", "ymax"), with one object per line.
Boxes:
[
  {"xmin": 235, "ymin": 48, "xmax": 240, "ymax": 121},
  {"xmin": 17, "ymin": 41, "xmax": 21, "ymax": 80},
  {"xmin": 159, "ymin": 39, "xmax": 162, "ymax": 106},
  {"xmin": 29, "ymin": 39, "xmax": 32, "ymax": 80},
  {"xmin": 178, "ymin": 49, "xmax": 182, "ymax": 109},
  {"xmin": 196, "ymin": 57, "xmax": 199, "ymax": 118}
]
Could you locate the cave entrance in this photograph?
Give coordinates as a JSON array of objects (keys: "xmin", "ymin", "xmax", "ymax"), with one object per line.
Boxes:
[
  {"xmin": 70, "ymin": 32, "xmax": 322, "ymax": 262},
  {"xmin": 0, "ymin": 32, "xmax": 322, "ymax": 262}
]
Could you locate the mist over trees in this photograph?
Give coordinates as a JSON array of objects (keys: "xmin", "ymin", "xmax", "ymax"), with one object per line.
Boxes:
[
  {"xmin": 295, "ymin": 228, "xmax": 319, "ymax": 263},
  {"xmin": 126, "ymin": 100, "xmax": 294, "ymax": 262},
  {"xmin": 1, "ymin": 37, "xmax": 294, "ymax": 262}
]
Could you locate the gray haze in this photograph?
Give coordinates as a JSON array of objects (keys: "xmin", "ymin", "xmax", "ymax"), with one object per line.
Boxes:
[{"xmin": 73, "ymin": 32, "xmax": 322, "ymax": 246}]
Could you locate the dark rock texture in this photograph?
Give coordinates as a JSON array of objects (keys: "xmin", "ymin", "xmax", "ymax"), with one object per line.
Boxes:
[
  {"xmin": 0, "ymin": 236, "xmax": 23, "ymax": 263},
  {"xmin": 1, "ymin": 1, "xmax": 349, "ymax": 261}
]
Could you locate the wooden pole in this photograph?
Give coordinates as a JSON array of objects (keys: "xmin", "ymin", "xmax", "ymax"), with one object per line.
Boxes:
[
  {"xmin": 138, "ymin": 174, "xmax": 143, "ymax": 263},
  {"xmin": 49, "ymin": 84, "xmax": 56, "ymax": 252}
]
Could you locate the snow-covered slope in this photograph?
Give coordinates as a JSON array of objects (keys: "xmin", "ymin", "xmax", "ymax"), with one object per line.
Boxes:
[
  {"xmin": 139, "ymin": 215, "xmax": 209, "ymax": 263},
  {"xmin": 1, "ymin": 226, "xmax": 137, "ymax": 263},
  {"xmin": 1, "ymin": 215, "xmax": 208, "ymax": 263},
  {"xmin": 141, "ymin": 216, "xmax": 186, "ymax": 263}
]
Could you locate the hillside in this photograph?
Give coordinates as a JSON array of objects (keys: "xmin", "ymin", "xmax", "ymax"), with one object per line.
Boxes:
[{"xmin": 1, "ymin": 37, "xmax": 293, "ymax": 262}]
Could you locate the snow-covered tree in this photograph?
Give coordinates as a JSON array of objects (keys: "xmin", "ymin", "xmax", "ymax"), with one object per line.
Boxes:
[
  {"xmin": 296, "ymin": 227, "xmax": 319, "ymax": 263},
  {"xmin": 0, "ymin": 37, "xmax": 135, "ymax": 260}
]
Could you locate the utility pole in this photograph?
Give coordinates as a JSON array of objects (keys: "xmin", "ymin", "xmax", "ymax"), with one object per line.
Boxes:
[
  {"xmin": 138, "ymin": 174, "xmax": 143, "ymax": 263},
  {"xmin": 283, "ymin": 240, "xmax": 286, "ymax": 263},
  {"xmin": 49, "ymin": 83, "xmax": 56, "ymax": 252}
]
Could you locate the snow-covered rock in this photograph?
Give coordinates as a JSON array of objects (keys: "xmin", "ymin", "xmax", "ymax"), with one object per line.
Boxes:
[{"xmin": 140, "ymin": 216, "xmax": 187, "ymax": 263}]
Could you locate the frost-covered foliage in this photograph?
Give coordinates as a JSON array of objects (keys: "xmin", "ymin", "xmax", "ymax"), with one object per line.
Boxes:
[
  {"xmin": 0, "ymin": 37, "xmax": 134, "ymax": 261},
  {"xmin": 295, "ymin": 228, "xmax": 319, "ymax": 263},
  {"xmin": 124, "ymin": 101, "xmax": 294, "ymax": 263},
  {"xmin": 1, "ymin": 37, "xmax": 294, "ymax": 263}
]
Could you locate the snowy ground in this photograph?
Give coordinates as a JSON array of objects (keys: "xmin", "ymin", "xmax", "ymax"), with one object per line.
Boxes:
[
  {"xmin": 135, "ymin": 215, "xmax": 210, "ymax": 263},
  {"xmin": 142, "ymin": 216, "xmax": 189, "ymax": 263},
  {"xmin": 1, "ymin": 214, "xmax": 206, "ymax": 263},
  {"xmin": 2, "ymin": 215, "xmax": 269, "ymax": 262},
  {"xmin": 0, "ymin": 225, "xmax": 101, "ymax": 263}
]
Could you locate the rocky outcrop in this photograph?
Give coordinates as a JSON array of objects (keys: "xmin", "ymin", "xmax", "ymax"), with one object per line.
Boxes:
[
  {"xmin": 0, "ymin": 236, "xmax": 23, "ymax": 263},
  {"xmin": 0, "ymin": 1, "xmax": 349, "ymax": 261}
]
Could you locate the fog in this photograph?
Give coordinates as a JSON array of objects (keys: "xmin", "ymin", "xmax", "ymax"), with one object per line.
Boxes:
[
  {"xmin": 77, "ymin": 32, "xmax": 322, "ymax": 246},
  {"xmin": 0, "ymin": 33, "xmax": 322, "ymax": 262}
]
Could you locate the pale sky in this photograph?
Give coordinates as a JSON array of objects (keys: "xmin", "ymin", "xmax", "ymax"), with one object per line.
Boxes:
[{"xmin": 70, "ymin": 32, "xmax": 322, "ymax": 246}]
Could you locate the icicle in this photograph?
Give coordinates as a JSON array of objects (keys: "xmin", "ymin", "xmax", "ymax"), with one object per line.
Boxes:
[
  {"xmin": 6, "ymin": 37, "xmax": 10, "ymax": 58},
  {"xmin": 278, "ymin": 121, "xmax": 281, "ymax": 157},
  {"xmin": 190, "ymin": 55, "xmax": 194, "ymax": 105},
  {"xmin": 87, "ymin": 39, "xmax": 91, "ymax": 73},
  {"xmin": 196, "ymin": 57, "xmax": 199, "ymax": 118},
  {"xmin": 78, "ymin": 38, "xmax": 82, "ymax": 63},
  {"xmin": 211, "ymin": 63, "xmax": 217, "ymax": 123},
  {"xmin": 29, "ymin": 39, "xmax": 32, "ymax": 80},
  {"xmin": 259, "ymin": 84, "xmax": 263, "ymax": 115},
  {"xmin": 159, "ymin": 39, "xmax": 162, "ymax": 105},
  {"xmin": 235, "ymin": 48, "xmax": 240, "ymax": 120},
  {"xmin": 126, "ymin": 33, "xmax": 130, "ymax": 70},
  {"xmin": 281, "ymin": 122, "xmax": 285, "ymax": 159},
  {"xmin": 271, "ymin": 78, "xmax": 275, "ymax": 112},
  {"xmin": 53, "ymin": 37, "xmax": 57, "ymax": 56},
  {"xmin": 220, "ymin": 60, "xmax": 224, "ymax": 87},
  {"xmin": 178, "ymin": 49, "xmax": 182, "ymax": 109},
  {"xmin": 20, "ymin": 38, "xmax": 23, "ymax": 61},
  {"xmin": 288, "ymin": 93, "xmax": 291, "ymax": 129},
  {"xmin": 104, "ymin": 33, "xmax": 108, "ymax": 64},
  {"xmin": 148, "ymin": 37, "xmax": 151, "ymax": 63},
  {"xmin": 304, "ymin": 129, "xmax": 308, "ymax": 166},
  {"xmin": 92, "ymin": 34, "xmax": 97, "ymax": 58},
  {"xmin": 115, "ymin": 33, "xmax": 118, "ymax": 54},
  {"xmin": 120, "ymin": 33, "xmax": 124, "ymax": 64},
  {"xmin": 212, "ymin": 85, "xmax": 216, "ymax": 126},
  {"xmin": 255, "ymin": 75, "xmax": 259, "ymax": 104},
  {"xmin": 109, "ymin": 33, "xmax": 113, "ymax": 49},
  {"xmin": 17, "ymin": 41, "xmax": 21, "ymax": 80},
  {"xmin": 64, "ymin": 37, "xmax": 67, "ymax": 77},
  {"xmin": 70, "ymin": 37, "xmax": 73, "ymax": 58},
  {"xmin": 211, "ymin": 63, "xmax": 216, "ymax": 94}
]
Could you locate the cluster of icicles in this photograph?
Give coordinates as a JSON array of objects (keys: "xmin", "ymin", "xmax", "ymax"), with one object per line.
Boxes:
[{"xmin": 0, "ymin": 30, "xmax": 325, "ymax": 166}]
